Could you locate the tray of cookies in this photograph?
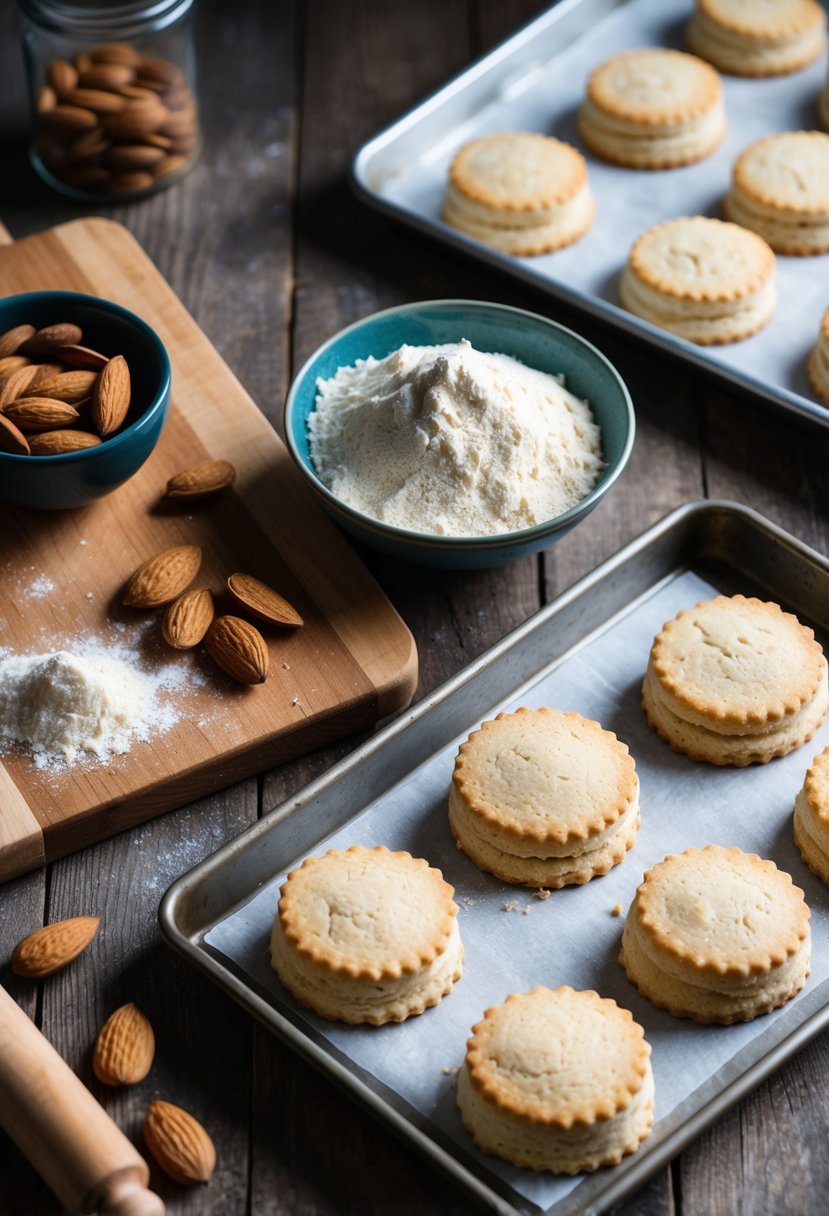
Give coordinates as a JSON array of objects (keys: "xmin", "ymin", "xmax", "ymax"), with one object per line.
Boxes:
[
  {"xmin": 160, "ymin": 500, "xmax": 829, "ymax": 1216},
  {"xmin": 351, "ymin": 0, "xmax": 829, "ymax": 430}
]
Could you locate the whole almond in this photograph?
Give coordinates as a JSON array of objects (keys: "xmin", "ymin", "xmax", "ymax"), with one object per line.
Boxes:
[
  {"xmin": 27, "ymin": 370, "xmax": 98, "ymax": 402},
  {"xmin": 41, "ymin": 105, "xmax": 99, "ymax": 136},
  {"xmin": 93, "ymin": 1003, "xmax": 155, "ymax": 1085},
  {"xmin": 91, "ymin": 353, "xmax": 130, "ymax": 436},
  {"xmin": 0, "ymin": 324, "xmax": 36, "ymax": 359},
  {"xmin": 57, "ymin": 344, "xmax": 109, "ymax": 371},
  {"xmin": 104, "ymin": 144, "xmax": 165, "ymax": 171},
  {"xmin": 0, "ymin": 415, "xmax": 31, "ymax": 455},
  {"xmin": 162, "ymin": 588, "xmax": 214, "ymax": 649},
  {"xmin": 205, "ymin": 615, "xmax": 269, "ymax": 685},
  {"xmin": 20, "ymin": 323, "xmax": 83, "ymax": 358},
  {"xmin": 124, "ymin": 544, "xmax": 203, "ymax": 608},
  {"xmin": 90, "ymin": 43, "xmax": 143, "ymax": 67},
  {"xmin": 37, "ymin": 85, "xmax": 57, "ymax": 113},
  {"xmin": 143, "ymin": 1100, "xmax": 216, "ymax": 1185},
  {"xmin": 78, "ymin": 63, "xmax": 136, "ymax": 91},
  {"xmin": 5, "ymin": 398, "xmax": 81, "ymax": 433},
  {"xmin": 46, "ymin": 59, "xmax": 78, "ymax": 97},
  {"xmin": 0, "ymin": 355, "xmax": 32, "ymax": 377},
  {"xmin": 12, "ymin": 916, "xmax": 100, "ymax": 977},
  {"xmin": 227, "ymin": 573, "xmax": 303, "ymax": 627},
  {"xmin": 66, "ymin": 88, "xmax": 126, "ymax": 115},
  {"xmin": 164, "ymin": 459, "xmax": 236, "ymax": 501},
  {"xmin": 0, "ymin": 365, "xmax": 39, "ymax": 407},
  {"xmin": 29, "ymin": 430, "xmax": 101, "ymax": 454},
  {"xmin": 30, "ymin": 362, "xmax": 65, "ymax": 387}
]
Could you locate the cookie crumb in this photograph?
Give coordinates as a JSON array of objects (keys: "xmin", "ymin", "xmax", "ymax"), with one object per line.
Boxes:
[
  {"xmin": 611, "ymin": 903, "xmax": 623, "ymax": 917},
  {"xmin": 501, "ymin": 899, "xmax": 519, "ymax": 913},
  {"xmin": 535, "ymin": 888, "xmax": 551, "ymax": 901}
]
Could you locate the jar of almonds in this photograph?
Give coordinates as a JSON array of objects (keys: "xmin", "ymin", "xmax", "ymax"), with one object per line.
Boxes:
[{"xmin": 17, "ymin": 0, "xmax": 201, "ymax": 201}]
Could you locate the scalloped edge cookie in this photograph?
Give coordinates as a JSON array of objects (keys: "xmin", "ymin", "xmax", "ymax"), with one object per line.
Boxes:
[
  {"xmin": 686, "ymin": 0, "xmax": 827, "ymax": 77},
  {"xmin": 724, "ymin": 132, "xmax": 829, "ymax": 255},
  {"xmin": 794, "ymin": 746, "xmax": 829, "ymax": 883},
  {"xmin": 807, "ymin": 307, "xmax": 829, "ymax": 403}
]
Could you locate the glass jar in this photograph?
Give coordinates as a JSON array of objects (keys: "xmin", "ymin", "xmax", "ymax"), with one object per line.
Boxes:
[{"xmin": 17, "ymin": 0, "xmax": 201, "ymax": 201}]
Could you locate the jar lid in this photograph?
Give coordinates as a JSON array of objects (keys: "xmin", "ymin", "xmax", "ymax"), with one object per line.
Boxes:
[{"xmin": 18, "ymin": 0, "xmax": 194, "ymax": 35}]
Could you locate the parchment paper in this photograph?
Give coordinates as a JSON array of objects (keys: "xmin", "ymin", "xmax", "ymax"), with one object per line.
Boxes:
[
  {"xmin": 206, "ymin": 569, "xmax": 829, "ymax": 1213},
  {"xmin": 377, "ymin": 0, "xmax": 829, "ymax": 410}
]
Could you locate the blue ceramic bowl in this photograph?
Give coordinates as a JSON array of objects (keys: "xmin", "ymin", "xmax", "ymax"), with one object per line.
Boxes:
[
  {"xmin": 0, "ymin": 290, "xmax": 171, "ymax": 510},
  {"xmin": 284, "ymin": 300, "xmax": 634, "ymax": 569}
]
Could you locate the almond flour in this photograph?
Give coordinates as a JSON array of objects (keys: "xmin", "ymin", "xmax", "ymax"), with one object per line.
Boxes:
[{"xmin": 308, "ymin": 340, "xmax": 603, "ymax": 537}]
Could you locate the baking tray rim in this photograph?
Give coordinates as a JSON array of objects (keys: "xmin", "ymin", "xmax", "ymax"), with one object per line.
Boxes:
[
  {"xmin": 159, "ymin": 498, "xmax": 829, "ymax": 1215},
  {"xmin": 349, "ymin": 0, "xmax": 829, "ymax": 434}
]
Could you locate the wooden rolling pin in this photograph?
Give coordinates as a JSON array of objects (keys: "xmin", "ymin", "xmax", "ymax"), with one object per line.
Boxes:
[{"xmin": 0, "ymin": 985, "xmax": 164, "ymax": 1215}]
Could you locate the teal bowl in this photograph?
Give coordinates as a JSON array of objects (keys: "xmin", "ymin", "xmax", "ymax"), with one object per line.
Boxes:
[
  {"xmin": 284, "ymin": 300, "xmax": 635, "ymax": 569},
  {"xmin": 0, "ymin": 290, "xmax": 171, "ymax": 510}
]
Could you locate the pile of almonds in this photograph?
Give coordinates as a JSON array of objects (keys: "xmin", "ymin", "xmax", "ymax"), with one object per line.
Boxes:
[
  {"xmin": 36, "ymin": 42, "xmax": 198, "ymax": 196},
  {"xmin": 0, "ymin": 321, "xmax": 131, "ymax": 455},
  {"xmin": 11, "ymin": 917, "xmax": 215, "ymax": 1186}
]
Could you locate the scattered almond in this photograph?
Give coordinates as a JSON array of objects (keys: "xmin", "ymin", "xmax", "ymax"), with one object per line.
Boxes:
[
  {"xmin": 205, "ymin": 615, "xmax": 269, "ymax": 685},
  {"xmin": 227, "ymin": 573, "xmax": 303, "ymax": 628},
  {"xmin": 30, "ymin": 369, "xmax": 98, "ymax": 402},
  {"xmin": 5, "ymin": 398, "xmax": 81, "ymax": 433},
  {"xmin": 164, "ymin": 459, "xmax": 236, "ymax": 501},
  {"xmin": 143, "ymin": 1100, "xmax": 216, "ymax": 1185},
  {"xmin": 162, "ymin": 588, "xmax": 214, "ymax": 649},
  {"xmin": 29, "ymin": 429, "xmax": 102, "ymax": 454},
  {"xmin": 0, "ymin": 414, "xmax": 31, "ymax": 455},
  {"xmin": 0, "ymin": 325, "xmax": 36, "ymax": 359},
  {"xmin": 123, "ymin": 544, "xmax": 203, "ymax": 608},
  {"xmin": 93, "ymin": 1003, "xmax": 155, "ymax": 1085},
  {"xmin": 20, "ymin": 322, "xmax": 83, "ymax": 357},
  {"xmin": 91, "ymin": 353, "xmax": 130, "ymax": 436},
  {"xmin": 11, "ymin": 916, "xmax": 100, "ymax": 977}
]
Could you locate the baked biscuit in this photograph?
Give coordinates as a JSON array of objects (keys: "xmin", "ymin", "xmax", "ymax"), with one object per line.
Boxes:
[
  {"xmin": 643, "ymin": 594, "xmax": 828, "ymax": 765},
  {"xmin": 456, "ymin": 986, "xmax": 654, "ymax": 1173},
  {"xmin": 724, "ymin": 132, "xmax": 829, "ymax": 255},
  {"xmin": 686, "ymin": 0, "xmax": 827, "ymax": 77},
  {"xmin": 449, "ymin": 707, "xmax": 639, "ymax": 888},
  {"xmin": 794, "ymin": 747, "xmax": 829, "ymax": 883},
  {"xmin": 579, "ymin": 49, "xmax": 726, "ymax": 169},
  {"xmin": 619, "ymin": 216, "xmax": 776, "ymax": 345},
  {"xmin": 620, "ymin": 845, "xmax": 811, "ymax": 1024},
  {"xmin": 442, "ymin": 132, "xmax": 595, "ymax": 255},
  {"xmin": 270, "ymin": 845, "xmax": 463, "ymax": 1024},
  {"xmin": 808, "ymin": 308, "xmax": 829, "ymax": 403}
]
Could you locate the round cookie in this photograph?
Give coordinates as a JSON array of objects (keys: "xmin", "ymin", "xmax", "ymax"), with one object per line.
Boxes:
[
  {"xmin": 270, "ymin": 845, "xmax": 463, "ymax": 1025},
  {"xmin": 619, "ymin": 216, "xmax": 776, "ymax": 345},
  {"xmin": 578, "ymin": 48, "xmax": 726, "ymax": 169},
  {"xmin": 457, "ymin": 986, "xmax": 654, "ymax": 1173},
  {"xmin": 449, "ymin": 707, "xmax": 640, "ymax": 888},
  {"xmin": 808, "ymin": 307, "xmax": 829, "ymax": 404},
  {"xmin": 794, "ymin": 747, "xmax": 829, "ymax": 883},
  {"xmin": 442, "ymin": 132, "xmax": 595, "ymax": 255},
  {"xmin": 643, "ymin": 594, "xmax": 828, "ymax": 765},
  {"xmin": 724, "ymin": 132, "xmax": 829, "ymax": 255},
  {"xmin": 620, "ymin": 845, "xmax": 811, "ymax": 1023},
  {"xmin": 686, "ymin": 0, "xmax": 827, "ymax": 77}
]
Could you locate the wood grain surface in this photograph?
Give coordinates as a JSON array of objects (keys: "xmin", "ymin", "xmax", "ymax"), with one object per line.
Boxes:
[
  {"xmin": 0, "ymin": 220, "xmax": 416, "ymax": 880},
  {"xmin": 0, "ymin": 1, "xmax": 828, "ymax": 1215}
]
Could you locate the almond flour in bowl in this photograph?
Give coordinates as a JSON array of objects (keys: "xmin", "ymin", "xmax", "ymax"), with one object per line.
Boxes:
[{"xmin": 307, "ymin": 340, "xmax": 604, "ymax": 538}]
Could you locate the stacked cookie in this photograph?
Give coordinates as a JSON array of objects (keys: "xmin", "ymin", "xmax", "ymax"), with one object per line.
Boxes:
[
  {"xmin": 621, "ymin": 845, "xmax": 811, "ymax": 1023},
  {"xmin": 442, "ymin": 132, "xmax": 594, "ymax": 255},
  {"xmin": 643, "ymin": 594, "xmax": 828, "ymax": 764},
  {"xmin": 724, "ymin": 131, "xmax": 829, "ymax": 255},
  {"xmin": 270, "ymin": 845, "xmax": 463, "ymax": 1025},
  {"xmin": 619, "ymin": 216, "xmax": 776, "ymax": 345},
  {"xmin": 449, "ymin": 707, "xmax": 640, "ymax": 887},
  {"xmin": 686, "ymin": 0, "xmax": 827, "ymax": 77},
  {"xmin": 457, "ymin": 987, "xmax": 654, "ymax": 1173},
  {"xmin": 578, "ymin": 48, "xmax": 726, "ymax": 169},
  {"xmin": 794, "ymin": 747, "xmax": 829, "ymax": 883},
  {"xmin": 808, "ymin": 308, "xmax": 829, "ymax": 403}
]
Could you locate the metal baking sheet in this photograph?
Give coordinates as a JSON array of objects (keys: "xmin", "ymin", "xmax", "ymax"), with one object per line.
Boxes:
[
  {"xmin": 160, "ymin": 502, "xmax": 829, "ymax": 1215},
  {"xmin": 351, "ymin": 0, "xmax": 829, "ymax": 432}
]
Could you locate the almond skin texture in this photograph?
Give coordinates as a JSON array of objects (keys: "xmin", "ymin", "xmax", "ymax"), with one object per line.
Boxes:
[
  {"xmin": 93, "ymin": 1003, "xmax": 155, "ymax": 1085},
  {"xmin": 0, "ymin": 365, "xmax": 39, "ymax": 407},
  {"xmin": 20, "ymin": 322, "xmax": 83, "ymax": 357},
  {"xmin": 0, "ymin": 324, "xmax": 36, "ymax": 359},
  {"xmin": 0, "ymin": 355, "xmax": 32, "ymax": 377},
  {"xmin": 162, "ymin": 588, "xmax": 214, "ymax": 649},
  {"xmin": 91, "ymin": 353, "xmax": 130, "ymax": 436},
  {"xmin": 164, "ymin": 459, "xmax": 236, "ymax": 501},
  {"xmin": 227, "ymin": 573, "xmax": 303, "ymax": 627},
  {"xmin": 124, "ymin": 544, "xmax": 203, "ymax": 608},
  {"xmin": 5, "ymin": 398, "xmax": 81, "ymax": 433},
  {"xmin": 0, "ymin": 414, "xmax": 32, "ymax": 455},
  {"xmin": 143, "ymin": 1100, "xmax": 216, "ymax": 1185},
  {"xmin": 205, "ymin": 615, "xmax": 269, "ymax": 684},
  {"xmin": 57, "ymin": 344, "xmax": 109, "ymax": 371},
  {"xmin": 30, "ymin": 370, "xmax": 98, "ymax": 402},
  {"xmin": 12, "ymin": 916, "xmax": 100, "ymax": 977},
  {"xmin": 29, "ymin": 429, "xmax": 101, "ymax": 454}
]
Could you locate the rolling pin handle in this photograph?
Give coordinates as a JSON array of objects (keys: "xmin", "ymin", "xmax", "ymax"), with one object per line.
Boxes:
[{"xmin": 91, "ymin": 1169, "xmax": 165, "ymax": 1216}]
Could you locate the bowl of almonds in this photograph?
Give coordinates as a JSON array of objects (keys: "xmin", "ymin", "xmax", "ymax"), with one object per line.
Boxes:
[{"xmin": 0, "ymin": 289, "xmax": 171, "ymax": 508}]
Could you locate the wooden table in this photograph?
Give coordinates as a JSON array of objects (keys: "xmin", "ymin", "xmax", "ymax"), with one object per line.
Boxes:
[{"xmin": 1, "ymin": 2, "xmax": 828, "ymax": 1213}]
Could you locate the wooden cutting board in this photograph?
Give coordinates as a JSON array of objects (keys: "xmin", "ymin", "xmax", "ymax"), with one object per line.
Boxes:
[{"xmin": 0, "ymin": 218, "xmax": 417, "ymax": 882}]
